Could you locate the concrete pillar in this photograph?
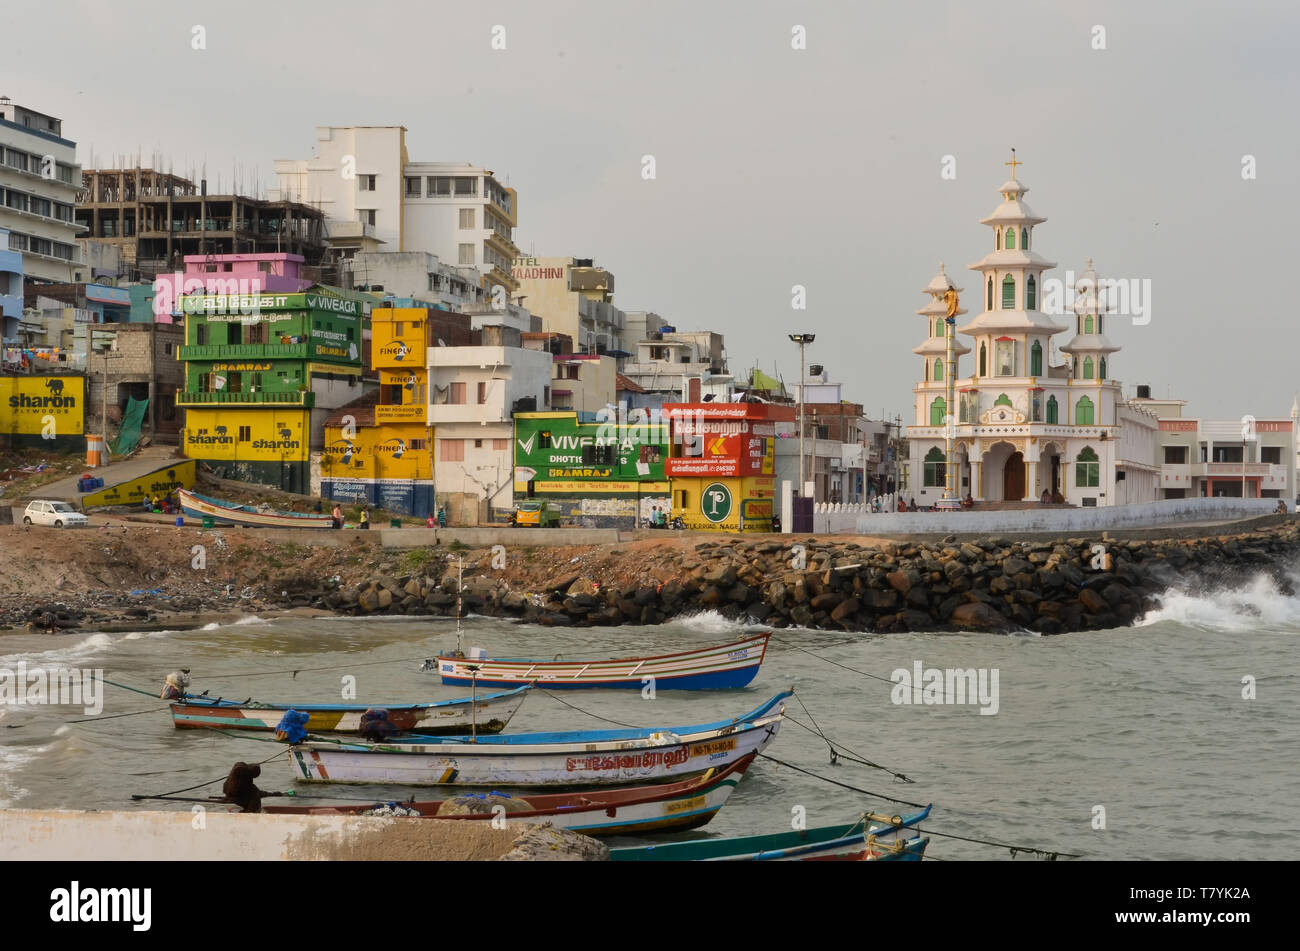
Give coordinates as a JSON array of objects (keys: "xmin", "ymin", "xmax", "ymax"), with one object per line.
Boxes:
[
  {"xmin": 781, "ymin": 480, "xmax": 793, "ymax": 534},
  {"xmin": 1025, "ymin": 460, "xmax": 1037, "ymax": 501},
  {"xmin": 971, "ymin": 459, "xmax": 983, "ymax": 500}
]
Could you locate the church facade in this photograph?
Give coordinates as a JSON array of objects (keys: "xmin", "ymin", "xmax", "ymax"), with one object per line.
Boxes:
[{"xmin": 906, "ymin": 163, "xmax": 1159, "ymax": 508}]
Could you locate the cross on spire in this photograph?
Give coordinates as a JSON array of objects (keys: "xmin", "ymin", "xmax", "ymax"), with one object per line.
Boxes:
[{"xmin": 1005, "ymin": 148, "xmax": 1021, "ymax": 179}]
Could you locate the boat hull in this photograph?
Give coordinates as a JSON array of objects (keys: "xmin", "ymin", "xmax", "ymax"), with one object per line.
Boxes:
[
  {"xmin": 435, "ymin": 634, "xmax": 769, "ymax": 691},
  {"xmin": 287, "ymin": 694, "xmax": 789, "ymax": 787},
  {"xmin": 609, "ymin": 806, "xmax": 933, "ymax": 862},
  {"xmin": 169, "ymin": 686, "xmax": 530, "ymax": 735},
  {"xmin": 266, "ymin": 754, "xmax": 754, "ymax": 836},
  {"xmin": 178, "ymin": 488, "xmax": 335, "ymax": 528}
]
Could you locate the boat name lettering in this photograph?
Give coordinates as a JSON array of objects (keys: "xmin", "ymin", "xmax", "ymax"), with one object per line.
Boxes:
[
  {"xmin": 664, "ymin": 795, "xmax": 706, "ymax": 814},
  {"xmin": 726, "ymin": 649, "xmax": 749, "ymax": 660},
  {"xmin": 564, "ymin": 748, "xmax": 690, "ymax": 772}
]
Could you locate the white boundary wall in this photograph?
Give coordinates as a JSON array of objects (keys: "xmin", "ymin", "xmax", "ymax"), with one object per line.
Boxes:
[{"xmin": 847, "ymin": 498, "xmax": 1284, "ymax": 535}]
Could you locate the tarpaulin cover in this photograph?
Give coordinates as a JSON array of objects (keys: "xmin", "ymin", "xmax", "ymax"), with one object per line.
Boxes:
[{"xmin": 109, "ymin": 396, "xmax": 149, "ymax": 455}]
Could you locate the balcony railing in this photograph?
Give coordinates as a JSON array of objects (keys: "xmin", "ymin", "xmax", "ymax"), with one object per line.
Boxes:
[
  {"xmin": 176, "ymin": 390, "xmax": 315, "ymax": 407},
  {"xmin": 177, "ymin": 343, "xmax": 310, "ymax": 361}
]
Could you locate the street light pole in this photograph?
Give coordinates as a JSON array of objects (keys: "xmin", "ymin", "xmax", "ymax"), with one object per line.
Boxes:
[{"xmin": 788, "ymin": 334, "xmax": 814, "ymax": 497}]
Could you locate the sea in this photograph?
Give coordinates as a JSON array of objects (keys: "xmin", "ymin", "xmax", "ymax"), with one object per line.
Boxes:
[{"xmin": 1, "ymin": 571, "xmax": 1296, "ymax": 861}]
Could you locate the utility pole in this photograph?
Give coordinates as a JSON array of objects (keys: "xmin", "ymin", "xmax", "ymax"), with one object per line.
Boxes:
[{"xmin": 788, "ymin": 334, "xmax": 814, "ymax": 496}]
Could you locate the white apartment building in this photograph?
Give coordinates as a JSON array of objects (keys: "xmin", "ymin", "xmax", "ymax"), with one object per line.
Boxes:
[
  {"xmin": 1133, "ymin": 394, "xmax": 1296, "ymax": 500},
  {"xmin": 511, "ymin": 256, "xmax": 627, "ymax": 354},
  {"xmin": 427, "ymin": 343, "xmax": 552, "ymax": 523},
  {"xmin": 272, "ymin": 126, "xmax": 520, "ymax": 295},
  {"xmin": 0, "ymin": 98, "xmax": 84, "ymax": 284},
  {"xmin": 349, "ymin": 250, "xmax": 486, "ymax": 310}
]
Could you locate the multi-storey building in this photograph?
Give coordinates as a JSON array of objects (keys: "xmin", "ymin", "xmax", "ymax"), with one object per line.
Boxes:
[
  {"xmin": 0, "ymin": 98, "xmax": 84, "ymax": 284},
  {"xmin": 510, "ymin": 256, "xmax": 627, "ymax": 354},
  {"xmin": 427, "ymin": 331, "xmax": 551, "ymax": 523},
  {"xmin": 176, "ymin": 286, "xmax": 368, "ymax": 492},
  {"xmin": 77, "ymin": 168, "xmax": 326, "ymax": 282},
  {"xmin": 620, "ymin": 327, "xmax": 730, "ymax": 403},
  {"xmin": 1129, "ymin": 391, "xmax": 1296, "ymax": 501},
  {"xmin": 272, "ymin": 127, "xmax": 520, "ymax": 297},
  {"xmin": 1, "ymin": 228, "xmax": 25, "ymax": 344}
]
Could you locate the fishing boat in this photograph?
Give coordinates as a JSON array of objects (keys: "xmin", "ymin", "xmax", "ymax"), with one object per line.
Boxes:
[
  {"xmin": 430, "ymin": 633, "xmax": 770, "ymax": 690},
  {"xmin": 169, "ymin": 685, "xmax": 531, "ymax": 735},
  {"xmin": 265, "ymin": 753, "xmax": 755, "ymax": 835},
  {"xmin": 178, "ymin": 488, "xmax": 335, "ymax": 528},
  {"xmin": 609, "ymin": 806, "xmax": 933, "ymax": 861},
  {"xmin": 287, "ymin": 689, "xmax": 791, "ymax": 787}
]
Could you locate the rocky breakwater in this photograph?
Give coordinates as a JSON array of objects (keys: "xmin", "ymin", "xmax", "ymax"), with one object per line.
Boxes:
[{"xmin": 312, "ymin": 521, "xmax": 1300, "ymax": 634}]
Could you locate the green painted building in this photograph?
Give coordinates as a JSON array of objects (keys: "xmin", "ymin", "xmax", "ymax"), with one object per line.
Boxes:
[
  {"xmin": 512, "ymin": 411, "xmax": 670, "ymax": 528},
  {"xmin": 176, "ymin": 287, "xmax": 368, "ymax": 493}
]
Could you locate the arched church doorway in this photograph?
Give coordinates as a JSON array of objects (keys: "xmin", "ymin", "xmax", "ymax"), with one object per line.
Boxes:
[{"xmin": 1004, "ymin": 451, "xmax": 1025, "ymax": 501}]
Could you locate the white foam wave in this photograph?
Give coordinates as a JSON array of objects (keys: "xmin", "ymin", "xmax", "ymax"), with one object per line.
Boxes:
[
  {"xmin": 0, "ymin": 742, "xmax": 53, "ymax": 807},
  {"xmin": 1138, "ymin": 573, "xmax": 1300, "ymax": 632},
  {"xmin": 0, "ymin": 633, "xmax": 114, "ymax": 668},
  {"xmin": 673, "ymin": 610, "xmax": 750, "ymax": 635}
]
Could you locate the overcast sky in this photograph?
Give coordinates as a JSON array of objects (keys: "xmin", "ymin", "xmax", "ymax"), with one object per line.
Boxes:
[{"xmin": 10, "ymin": 0, "xmax": 1299, "ymax": 421}]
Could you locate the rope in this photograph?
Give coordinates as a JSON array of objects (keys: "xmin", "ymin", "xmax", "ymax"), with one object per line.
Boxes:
[
  {"xmin": 766, "ymin": 634, "xmax": 900, "ymax": 687},
  {"xmin": 68, "ymin": 705, "xmax": 169, "ymax": 724},
  {"xmin": 101, "ymin": 677, "xmax": 164, "ymax": 698},
  {"xmin": 130, "ymin": 747, "xmax": 285, "ymax": 800},
  {"xmin": 758, "ymin": 753, "xmax": 1080, "ymax": 860}
]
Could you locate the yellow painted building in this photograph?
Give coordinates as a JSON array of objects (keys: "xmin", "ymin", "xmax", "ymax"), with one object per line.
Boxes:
[{"xmin": 0, "ymin": 375, "xmax": 85, "ymax": 448}]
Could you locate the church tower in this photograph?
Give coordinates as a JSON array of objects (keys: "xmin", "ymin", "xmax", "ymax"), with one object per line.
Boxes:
[
  {"xmin": 912, "ymin": 263, "xmax": 970, "ymax": 427},
  {"xmin": 1061, "ymin": 259, "xmax": 1120, "ymax": 386}
]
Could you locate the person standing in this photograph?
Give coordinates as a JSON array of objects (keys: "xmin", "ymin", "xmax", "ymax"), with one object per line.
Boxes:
[
  {"xmin": 359, "ymin": 507, "xmax": 370, "ymax": 530},
  {"xmin": 331, "ymin": 503, "xmax": 343, "ymax": 530}
]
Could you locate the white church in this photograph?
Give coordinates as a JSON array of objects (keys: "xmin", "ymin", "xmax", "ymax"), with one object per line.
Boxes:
[{"xmin": 907, "ymin": 160, "xmax": 1160, "ymax": 508}]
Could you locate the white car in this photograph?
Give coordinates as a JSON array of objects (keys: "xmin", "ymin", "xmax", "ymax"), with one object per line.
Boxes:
[{"xmin": 23, "ymin": 500, "xmax": 89, "ymax": 528}]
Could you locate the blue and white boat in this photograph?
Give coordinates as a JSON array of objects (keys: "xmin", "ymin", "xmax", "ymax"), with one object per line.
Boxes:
[{"xmin": 286, "ymin": 690, "xmax": 792, "ymax": 787}]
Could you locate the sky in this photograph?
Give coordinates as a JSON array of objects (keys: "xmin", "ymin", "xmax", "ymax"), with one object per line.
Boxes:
[{"xmin": 8, "ymin": 0, "xmax": 1300, "ymax": 421}]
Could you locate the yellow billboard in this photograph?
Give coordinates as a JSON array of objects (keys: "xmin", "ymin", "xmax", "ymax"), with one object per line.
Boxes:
[
  {"xmin": 321, "ymin": 421, "xmax": 431, "ymax": 481},
  {"xmin": 371, "ymin": 308, "xmax": 427, "ymax": 369},
  {"xmin": 183, "ymin": 408, "xmax": 310, "ymax": 462},
  {"xmin": 0, "ymin": 376, "xmax": 85, "ymax": 436},
  {"xmin": 81, "ymin": 460, "xmax": 197, "ymax": 508}
]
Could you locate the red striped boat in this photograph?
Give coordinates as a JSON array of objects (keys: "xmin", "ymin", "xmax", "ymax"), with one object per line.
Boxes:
[{"xmin": 430, "ymin": 633, "xmax": 770, "ymax": 690}]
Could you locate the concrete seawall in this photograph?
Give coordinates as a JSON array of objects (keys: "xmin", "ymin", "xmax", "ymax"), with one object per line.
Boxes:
[
  {"xmin": 851, "ymin": 498, "xmax": 1282, "ymax": 535},
  {"xmin": 0, "ymin": 809, "xmax": 606, "ymax": 861}
]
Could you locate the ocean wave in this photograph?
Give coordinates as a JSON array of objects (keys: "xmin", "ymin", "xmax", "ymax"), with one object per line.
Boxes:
[
  {"xmin": 673, "ymin": 610, "xmax": 750, "ymax": 635},
  {"xmin": 1138, "ymin": 573, "xmax": 1300, "ymax": 632},
  {"xmin": 0, "ymin": 633, "xmax": 115, "ymax": 668}
]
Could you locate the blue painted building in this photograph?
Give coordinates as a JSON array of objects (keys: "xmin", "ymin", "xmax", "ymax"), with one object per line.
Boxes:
[{"xmin": 0, "ymin": 226, "xmax": 22, "ymax": 345}]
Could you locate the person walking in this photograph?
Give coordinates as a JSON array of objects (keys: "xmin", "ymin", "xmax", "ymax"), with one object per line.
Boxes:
[{"xmin": 359, "ymin": 507, "xmax": 370, "ymax": 530}]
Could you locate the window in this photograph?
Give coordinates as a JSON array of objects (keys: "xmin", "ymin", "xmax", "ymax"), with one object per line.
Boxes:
[
  {"xmin": 979, "ymin": 343, "xmax": 987, "ymax": 377},
  {"xmin": 1030, "ymin": 340, "xmax": 1043, "ymax": 376},
  {"xmin": 453, "ymin": 177, "xmax": 477, "ymax": 196},
  {"xmin": 492, "ymin": 438, "xmax": 509, "ymax": 451},
  {"xmin": 1005, "ymin": 227, "xmax": 1016, "ymax": 250},
  {"xmin": 1076, "ymin": 395, "xmax": 1094, "ymax": 426},
  {"xmin": 1075, "ymin": 447, "xmax": 1100, "ymax": 487},
  {"xmin": 238, "ymin": 425, "xmax": 251, "ymax": 442},
  {"xmin": 1026, "ymin": 274, "xmax": 1037, "ymax": 310},
  {"xmin": 1082, "ymin": 357, "xmax": 1094, "ymax": 380},
  {"xmin": 450, "ymin": 382, "xmax": 466, "ymax": 404},
  {"xmin": 409, "ymin": 439, "xmax": 428, "ymax": 452},
  {"xmin": 996, "ymin": 340, "xmax": 1014, "ymax": 376},
  {"xmin": 358, "ymin": 175, "xmax": 377, "ymax": 191},
  {"xmin": 1021, "ymin": 227, "xmax": 1029, "ymax": 250},
  {"xmin": 439, "ymin": 439, "xmax": 465, "ymax": 461},
  {"xmin": 929, "ymin": 396, "xmax": 947, "ymax": 427},
  {"xmin": 1262, "ymin": 446, "xmax": 1282, "ymax": 464},
  {"xmin": 986, "ymin": 277, "xmax": 993, "ymax": 311},
  {"xmin": 1212, "ymin": 445, "xmax": 1243, "ymax": 463},
  {"xmin": 458, "ymin": 243, "xmax": 475, "ymax": 266},
  {"xmin": 935, "ymin": 319, "xmax": 942, "ymax": 338},
  {"xmin": 459, "ymin": 208, "xmax": 476, "ymax": 229},
  {"xmin": 995, "ymin": 229, "xmax": 1001, "ymax": 251},
  {"xmin": 1031, "ymin": 391, "xmax": 1042, "ymax": 421},
  {"xmin": 196, "ymin": 325, "xmax": 207, "ymax": 346},
  {"xmin": 1047, "ymin": 395, "xmax": 1058, "ymax": 424},
  {"xmin": 923, "ymin": 447, "xmax": 946, "ymax": 487},
  {"xmin": 539, "ymin": 430, "xmax": 552, "ymax": 449},
  {"xmin": 933, "ymin": 359, "xmax": 943, "ymax": 382},
  {"xmin": 1002, "ymin": 275, "xmax": 1015, "ymax": 309},
  {"xmin": 477, "ymin": 381, "xmax": 487, "ymax": 403},
  {"xmin": 1164, "ymin": 445, "xmax": 1188, "ymax": 464},
  {"xmin": 405, "ymin": 176, "xmax": 421, "ymax": 197},
  {"xmin": 474, "ymin": 439, "xmax": 483, "ymax": 449},
  {"xmin": 1099, "ymin": 357, "xmax": 1107, "ymax": 379},
  {"xmin": 1083, "ymin": 315, "xmax": 1094, "ymax": 335},
  {"xmin": 427, "ymin": 176, "xmax": 451, "ymax": 196},
  {"xmin": 358, "ymin": 209, "xmax": 376, "ymax": 226}
]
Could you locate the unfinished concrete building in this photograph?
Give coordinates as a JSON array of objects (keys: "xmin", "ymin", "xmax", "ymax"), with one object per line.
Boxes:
[{"xmin": 76, "ymin": 168, "xmax": 328, "ymax": 281}]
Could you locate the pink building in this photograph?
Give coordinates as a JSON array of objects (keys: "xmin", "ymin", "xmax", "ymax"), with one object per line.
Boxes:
[{"xmin": 151, "ymin": 253, "xmax": 313, "ymax": 323}]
